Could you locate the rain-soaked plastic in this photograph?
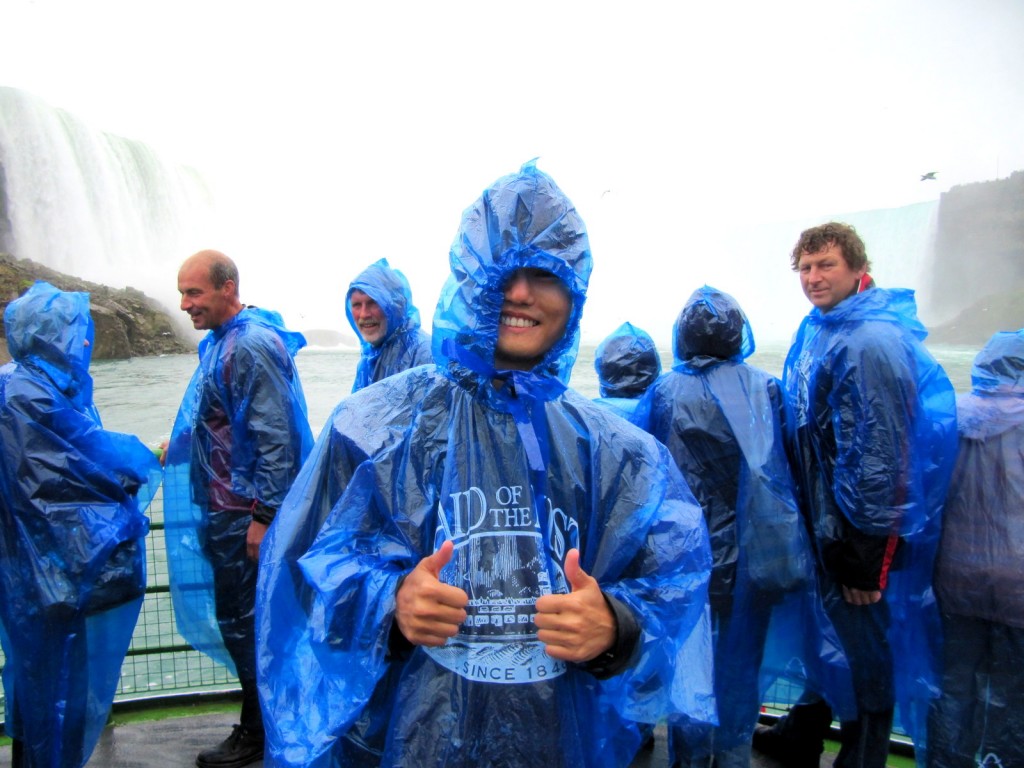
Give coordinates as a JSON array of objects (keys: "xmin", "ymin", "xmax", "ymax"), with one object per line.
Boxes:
[
  {"xmin": 258, "ymin": 161, "xmax": 716, "ymax": 768},
  {"xmin": 645, "ymin": 287, "xmax": 853, "ymax": 762},
  {"xmin": 163, "ymin": 307, "xmax": 313, "ymax": 672},
  {"xmin": 592, "ymin": 321, "xmax": 661, "ymax": 425},
  {"xmin": 0, "ymin": 282, "xmax": 159, "ymax": 767},
  {"xmin": 346, "ymin": 258, "xmax": 433, "ymax": 392},
  {"xmin": 783, "ymin": 286, "xmax": 958, "ymax": 748},
  {"xmin": 929, "ymin": 330, "xmax": 1024, "ymax": 767}
]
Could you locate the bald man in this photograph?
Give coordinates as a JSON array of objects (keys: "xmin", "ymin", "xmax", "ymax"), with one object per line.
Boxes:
[{"xmin": 164, "ymin": 251, "xmax": 313, "ymax": 768}]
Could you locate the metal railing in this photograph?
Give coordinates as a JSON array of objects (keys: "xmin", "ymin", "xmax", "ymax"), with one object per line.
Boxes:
[{"xmin": 0, "ymin": 488, "xmax": 239, "ymax": 720}]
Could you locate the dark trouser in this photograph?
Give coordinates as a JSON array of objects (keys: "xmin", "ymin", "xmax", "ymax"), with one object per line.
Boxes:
[
  {"xmin": 927, "ymin": 614, "xmax": 1024, "ymax": 768},
  {"xmin": 826, "ymin": 589, "xmax": 894, "ymax": 768},
  {"xmin": 205, "ymin": 509, "xmax": 262, "ymax": 733},
  {"xmin": 771, "ymin": 585, "xmax": 895, "ymax": 768}
]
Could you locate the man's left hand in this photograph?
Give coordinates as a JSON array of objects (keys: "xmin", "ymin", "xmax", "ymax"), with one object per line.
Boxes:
[
  {"xmin": 247, "ymin": 520, "xmax": 268, "ymax": 561},
  {"xmin": 535, "ymin": 549, "xmax": 615, "ymax": 663},
  {"xmin": 842, "ymin": 585, "xmax": 882, "ymax": 605}
]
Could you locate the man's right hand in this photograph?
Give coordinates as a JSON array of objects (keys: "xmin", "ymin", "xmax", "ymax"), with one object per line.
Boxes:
[{"xmin": 395, "ymin": 540, "xmax": 468, "ymax": 647}]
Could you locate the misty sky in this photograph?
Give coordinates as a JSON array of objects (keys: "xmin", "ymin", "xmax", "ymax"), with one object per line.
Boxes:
[{"xmin": 2, "ymin": 0, "xmax": 1022, "ymax": 343}]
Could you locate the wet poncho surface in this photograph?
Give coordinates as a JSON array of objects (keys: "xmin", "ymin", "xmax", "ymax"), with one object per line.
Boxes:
[
  {"xmin": 929, "ymin": 329, "xmax": 1024, "ymax": 768},
  {"xmin": 783, "ymin": 286, "xmax": 958, "ymax": 744},
  {"xmin": 258, "ymin": 162, "xmax": 715, "ymax": 768},
  {"xmin": 0, "ymin": 282, "xmax": 159, "ymax": 767},
  {"xmin": 163, "ymin": 306, "xmax": 313, "ymax": 670},
  {"xmin": 347, "ymin": 258, "xmax": 433, "ymax": 392},
  {"xmin": 934, "ymin": 329, "xmax": 1024, "ymax": 625},
  {"xmin": 592, "ymin": 321, "xmax": 661, "ymax": 425},
  {"xmin": 645, "ymin": 287, "xmax": 852, "ymax": 757}
]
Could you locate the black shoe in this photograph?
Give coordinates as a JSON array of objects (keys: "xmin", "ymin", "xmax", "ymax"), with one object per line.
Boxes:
[
  {"xmin": 196, "ymin": 724, "xmax": 265, "ymax": 768},
  {"xmin": 752, "ymin": 722, "xmax": 822, "ymax": 768}
]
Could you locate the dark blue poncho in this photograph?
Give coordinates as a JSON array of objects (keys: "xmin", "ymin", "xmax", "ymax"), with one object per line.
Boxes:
[
  {"xmin": 645, "ymin": 286, "xmax": 853, "ymax": 759},
  {"xmin": 163, "ymin": 306, "xmax": 313, "ymax": 670},
  {"xmin": 257, "ymin": 162, "xmax": 715, "ymax": 768},
  {"xmin": 0, "ymin": 282, "xmax": 159, "ymax": 767},
  {"xmin": 783, "ymin": 286, "xmax": 958, "ymax": 747}
]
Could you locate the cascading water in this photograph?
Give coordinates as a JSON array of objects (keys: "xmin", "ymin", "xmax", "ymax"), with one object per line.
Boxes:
[
  {"xmin": 0, "ymin": 86, "xmax": 215, "ymax": 316},
  {"xmin": 692, "ymin": 200, "xmax": 942, "ymax": 343}
]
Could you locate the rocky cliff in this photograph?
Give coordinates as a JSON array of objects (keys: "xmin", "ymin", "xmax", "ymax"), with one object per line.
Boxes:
[
  {"xmin": 0, "ymin": 253, "xmax": 194, "ymax": 364},
  {"xmin": 927, "ymin": 171, "xmax": 1024, "ymax": 343}
]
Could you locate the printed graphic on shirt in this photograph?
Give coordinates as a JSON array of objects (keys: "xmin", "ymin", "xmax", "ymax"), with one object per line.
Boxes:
[{"xmin": 424, "ymin": 482, "xmax": 578, "ymax": 684}]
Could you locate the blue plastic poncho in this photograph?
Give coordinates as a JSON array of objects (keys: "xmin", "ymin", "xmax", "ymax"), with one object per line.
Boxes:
[
  {"xmin": 783, "ymin": 286, "xmax": 958, "ymax": 747},
  {"xmin": 258, "ymin": 161, "xmax": 715, "ymax": 768},
  {"xmin": 645, "ymin": 287, "xmax": 852, "ymax": 762},
  {"xmin": 0, "ymin": 282, "xmax": 159, "ymax": 767},
  {"xmin": 592, "ymin": 321, "xmax": 661, "ymax": 425},
  {"xmin": 929, "ymin": 329, "xmax": 1024, "ymax": 767},
  {"xmin": 163, "ymin": 307, "xmax": 313, "ymax": 670},
  {"xmin": 346, "ymin": 258, "xmax": 433, "ymax": 392},
  {"xmin": 933, "ymin": 329, "xmax": 1024, "ymax": 623}
]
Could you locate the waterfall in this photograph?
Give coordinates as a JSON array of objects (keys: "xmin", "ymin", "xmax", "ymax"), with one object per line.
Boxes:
[
  {"xmin": 0, "ymin": 87, "xmax": 215, "ymax": 315},
  {"xmin": 682, "ymin": 201, "xmax": 942, "ymax": 344}
]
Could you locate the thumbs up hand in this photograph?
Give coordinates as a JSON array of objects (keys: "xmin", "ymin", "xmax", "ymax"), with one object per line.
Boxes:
[
  {"xmin": 534, "ymin": 549, "xmax": 616, "ymax": 663},
  {"xmin": 395, "ymin": 540, "xmax": 469, "ymax": 647}
]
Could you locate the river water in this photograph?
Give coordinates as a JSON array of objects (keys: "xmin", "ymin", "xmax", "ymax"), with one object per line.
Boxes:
[{"xmin": 91, "ymin": 341, "xmax": 978, "ymax": 447}]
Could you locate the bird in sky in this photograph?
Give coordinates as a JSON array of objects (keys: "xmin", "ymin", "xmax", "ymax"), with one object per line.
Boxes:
[{"xmin": 920, "ymin": 171, "xmax": 938, "ymax": 181}]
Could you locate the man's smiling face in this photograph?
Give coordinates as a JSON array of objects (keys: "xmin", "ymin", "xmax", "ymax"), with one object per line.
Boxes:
[
  {"xmin": 349, "ymin": 290, "xmax": 388, "ymax": 346},
  {"xmin": 494, "ymin": 268, "xmax": 571, "ymax": 371}
]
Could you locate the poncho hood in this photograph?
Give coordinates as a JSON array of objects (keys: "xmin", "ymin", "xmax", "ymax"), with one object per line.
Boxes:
[
  {"xmin": 199, "ymin": 305, "xmax": 307, "ymax": 360},
  {"xmin": 970, "ymin": 328, "xmax": 1024, "ymax": 395},
  {"xmin": 958, "ymin": 329, "xmax": 1024, "ymax": 440},
  {"xmin": 432, "ymin": 160, "xmax": 592, "ymax": 386},
  {"xmin": 595, "ymin": 321, "xmax": 661, "ymax": 398},
  {"xmin": 803, "ymin": 285, "xmax": 927, "ymax": 340},
  {"xmin": 673, "ymin": 286, "xmax": 754, "ymax": 367},
  {"xmin": 346, "ymin": 258, "xmax": 423, "ymax": 352},
  {"xmin": 4, "ymin": 281, "xmax": 95, "ymax": 407}
]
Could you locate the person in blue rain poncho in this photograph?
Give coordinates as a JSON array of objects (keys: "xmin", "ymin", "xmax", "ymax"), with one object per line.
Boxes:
[
  {"xmin": 346, "ymin": 258, "xmax": 433, "ymax": 392},
  {"xmin": 928, "ymin": 330, "xmax": 1024, "ymax": 768},
  {"xmin": 643, "ymin": 286, "xmax": 852, "ymax": 768},
  {"xmin": 163, "ymin": 251, "xmax": 314, "ymax": 768},
  {"xmin": 756, "ymin": 223, "xmax": 957, "ymax": 768},
  {"xmin": 257, "ymin": 161, "xmax": 716, "ymax": 768},
  {"xmin": 0, "ymin": 281, "xmax": 159, "ymax": 768},
  {"xmin": 592, "ymin": 321, "xmax": 661, "ymax": 426}
]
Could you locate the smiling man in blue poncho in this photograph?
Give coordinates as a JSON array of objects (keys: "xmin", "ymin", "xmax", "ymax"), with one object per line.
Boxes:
[
  {"xmin": 257, "ymin": 161, "xmax": 715, "ymax": 768},
  {"xmin": 756, "ymin": 223, "xmax": 958, "ymax": 768},
  {"xmin": 346, "ymin": 258, "xmax": 432, "ymax": 392},
  {"xmin": 0, "ymin": 281, "xmax": 159, "ymax": 767}
]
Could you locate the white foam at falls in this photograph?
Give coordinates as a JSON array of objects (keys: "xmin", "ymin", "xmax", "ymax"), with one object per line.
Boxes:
[{"xmin": 0, "ymin": 87, "xmax": 216, "ymax": 316}]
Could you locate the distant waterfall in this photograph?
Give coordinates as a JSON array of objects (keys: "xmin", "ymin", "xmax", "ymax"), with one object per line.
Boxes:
[
  {"xmin": 841, "ymin": 201, "xmax": 939, "ymax": 304},
  {"xmin": 0, "ymin": 87, "xmax": 215, "ymax": 313},
  {"xmin": 694, "ymin": 201, "xmax": 941, "ymax": 342}
]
